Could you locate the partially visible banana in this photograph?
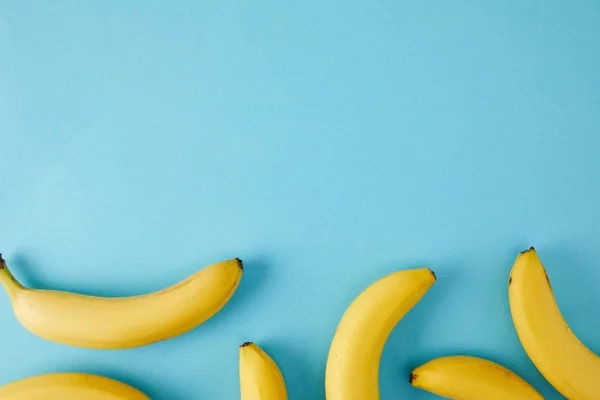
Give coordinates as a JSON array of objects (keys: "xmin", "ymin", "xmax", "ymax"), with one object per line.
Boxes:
[
  {"xmin": 0, "ymin": 372, "xmax": 149, "ymax": 400},
  {"xmin": 0, "ymin": 254, "xmax": 243, "ymax": 349},
  {"xmin": 410, "ymin": 355, "xmax": 543, "ymax": 400},
  {"xmin": 240, "ymin": 342, "xmax": 288, "ymax": 400},
  {"xmin": 325, "ymin": 268, "xmax": 436, "ymax": 400},
  {"xmin": 509, "ymin": 247, "xmax": 600, "ymax": 399}
]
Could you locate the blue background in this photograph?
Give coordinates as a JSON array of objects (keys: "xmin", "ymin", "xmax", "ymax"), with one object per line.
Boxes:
[{"xmin": 1, "ymin": 1, "xmax": 599, "ymax": 399}]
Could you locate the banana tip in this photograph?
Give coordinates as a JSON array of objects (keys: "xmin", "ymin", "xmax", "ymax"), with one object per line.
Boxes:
[
  {"xmin": 0, "ymin": 253, "xmax": 4, "ymax": 269},
  {"xmin": 240, "ymin": 341, "xmax": 253, "ymax": 348},
  {"xmin": 408, "ymin": 372, "xmax": 418, "ymax": 385},
  {"xmin": 429, "ymin": 269, "xmax": 436, "ymax": 281},
  {"xmin": 236, "ymin": 258, "xmax": 243, "ymax": 271},
  {"xmin": 520, "ymin": 246, "xmax": 536, "ymax": 255}
]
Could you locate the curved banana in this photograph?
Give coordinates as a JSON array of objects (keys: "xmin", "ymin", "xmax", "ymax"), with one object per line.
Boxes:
[
  {"xmin": 410, "ymin": 355, "xmax": 543, "ymax": 400},
  {"xmin": 509, "ymin": 247, "xmax": 600, "ymax": 399},
  {"xmin": 325, "ymin": 268, "xmax": 436, "ymax": 400},
  {"xmin": 0, "ymin": 372, "xmax": 149, "ymax": 400},
  {"xmin": 239, "ymin": 342, "xmax": 288, "ymax": 400},
  {"xmin": 0, "ymin": 254, "xmax": 243, "ymax": 349}
]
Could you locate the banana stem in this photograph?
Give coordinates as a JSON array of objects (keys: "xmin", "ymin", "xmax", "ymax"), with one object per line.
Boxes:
[{"xmin": 0, "ymin": 254, "xmax": 24, "ymax": 300}]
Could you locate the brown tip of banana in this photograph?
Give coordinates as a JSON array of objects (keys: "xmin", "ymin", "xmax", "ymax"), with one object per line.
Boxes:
[
  {"xmin": 240, "ymin": 341, "xmax": 253, "ymax": 348},
  {"xmin": 429, "ymin": 269, "xmax": 436, "ymax": 281},
  {"xmin": 0, "ymin": 254, "xmax": 4, "ymax": 269},
  {"xmin": 520, "ymin": 246, "xmax": 535, "ymax": 254},
  {"xmin": 236, "ymin": 258, "xmax": 243, "ymax": 271},
  {"xmin": 409, "ymin": 372, "xmax": 418, "ymax": 385}
]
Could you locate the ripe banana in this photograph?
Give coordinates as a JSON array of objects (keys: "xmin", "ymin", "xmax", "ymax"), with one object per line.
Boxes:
[
  {"xmin": 239, "ymin": 342, "xmax": 288, "ymax": 400},
  {"xmin": 325, "ymin": 267, "xmax": 436, "ymax": 400},
  {"xmin": 410, "ymin": 355, "xmax": 543, "ymax": 400},
  {"xmin": 509, "ymin": 247, "xmax": 600, "ymax": 399},
  {"xmin": 0, "ymin": 254, "xmax": 243, "ymax": 349},
  {"xmin": 0, "ymin": 372, "xmax": 149, "ymax": 400}
]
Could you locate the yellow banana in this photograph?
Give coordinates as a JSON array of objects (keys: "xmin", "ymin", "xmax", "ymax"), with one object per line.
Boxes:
[
  {"xmin": 239, "ymin": 342, "xmax": 288, "ymax": 400},
  {"xmin": 0, "ymin": 372, "xmax": 149, "ymax": 400},
  {"xmin": 325, "ymin": 268, "xmax": 436, "ymax": 400},
  {"xmin": 509, "ymin": 247, "xmax": 600, "ymax": 399},
  {"xmin": 410, "ymin": 355, "xmax": 543, "ymax": 400},
  {"xmin": 0, "ymin": 254, "xmax": 243, "ymax": 349}
]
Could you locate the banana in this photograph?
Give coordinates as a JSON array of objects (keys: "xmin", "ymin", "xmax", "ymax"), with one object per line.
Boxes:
[
  {"xmin": 325, "ymin": 267, "xmax": 436, "ymax": 400},
  {"xmin": 409, "ymin": 355, "xmax": 543, "ymax": 400},
  {"xmin": 239, "ymin": 342, "xmax": 288, "ymax": 400},
  {"xmin": 0, "ymin": 372, "xmax": 149, "ymax": 400},
  {"xmin": 0, "ymin": 254, "xmax": 243, "ymax": 349},
  {"xmin": 509, "ymin": 247, "xmax": 600, "ymax": 399}
]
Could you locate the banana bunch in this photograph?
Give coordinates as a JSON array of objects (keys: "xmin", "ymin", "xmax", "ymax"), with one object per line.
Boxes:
[
  {"xmin": 0, "ymin": 342, "xmax": 289, "ymax": 400},
  {"xmin": 1, "ymin": 247, "xmax": 600, "ymax": 399},
  {"xmin": 0, "ymin": 252, "xmax": 292, "ymax": 399},
  {"xmin": 325, "ymin": 247, "xmax": 600, "ymax": 399}
]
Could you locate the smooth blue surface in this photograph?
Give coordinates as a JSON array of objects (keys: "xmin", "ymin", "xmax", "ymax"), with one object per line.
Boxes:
[{"xmin": 1, "ymin": 1, "xmax": 600, "ymax": 399}]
